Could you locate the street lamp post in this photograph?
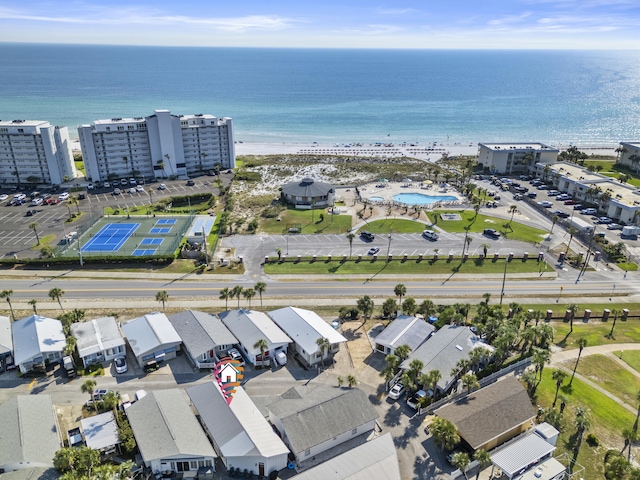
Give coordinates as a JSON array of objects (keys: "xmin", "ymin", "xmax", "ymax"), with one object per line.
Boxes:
[
  {"xmin": 386, "ymin": 233, "xmax": 392, "ymax": 263},
  {"xmin": 499, "ymin": 256, "xmax": 509, "ymax": 305},
  {"xmin": 286, "ymin": 235, "xmax": 289, "ymax": 256}
]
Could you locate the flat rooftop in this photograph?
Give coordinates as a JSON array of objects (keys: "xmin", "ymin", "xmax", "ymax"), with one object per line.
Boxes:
[{"xmin": 480, "ymin": 143, "xmax": 558, "ymax": 152}]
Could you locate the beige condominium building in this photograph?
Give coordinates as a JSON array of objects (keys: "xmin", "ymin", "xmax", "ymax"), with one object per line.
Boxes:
[
  {"xmin": 477, "ymin": 142, "xmax": 559, "ymax": 175},
  {"xmin": 0, "ymin": 119, "xmax": 76, "ymax": 186},
  {"xmin": 78, "ymin": 109, "xmax": 235, "ymax": 182}
]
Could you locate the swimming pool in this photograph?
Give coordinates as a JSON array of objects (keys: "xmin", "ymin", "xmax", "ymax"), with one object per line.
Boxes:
[
  {"xmin": 393, "ymin": 193, "xmax": 458, "ymax": 205},
  {"xmin": 369, "ymin": 196, "xmax": 385, "ymax": 202}
]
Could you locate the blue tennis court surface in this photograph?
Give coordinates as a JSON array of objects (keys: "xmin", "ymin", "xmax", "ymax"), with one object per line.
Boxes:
[
  {"xmin": 81, "ymin": 223, "xmax": 140, "ymax": 252},
  {"xmin": 156, "ymin": 219, "xmax": 176, "ymax": 225},
  {"xmin": 150, "ymin": 227, "xmax": 172, "ymax": 234},
  {"xmin": 132, "ymin": 249, "xmax": 157, "ymax": 256},
  {"xmin": 140, "ymin": 238, "xmax": 163, "ymax": 246}
]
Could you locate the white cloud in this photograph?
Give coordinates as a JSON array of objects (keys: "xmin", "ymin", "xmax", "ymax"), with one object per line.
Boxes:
[{"xmin": 487, "ymin": 12, "xmax": 533, "ymax": 26}]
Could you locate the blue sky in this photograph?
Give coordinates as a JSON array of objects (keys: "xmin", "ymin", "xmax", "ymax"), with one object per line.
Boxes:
[{"xmin": 0, "ymin": 0, "xmax": 638, "ymax": 49}]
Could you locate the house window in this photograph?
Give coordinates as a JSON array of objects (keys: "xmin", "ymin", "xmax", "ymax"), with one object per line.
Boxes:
[{"xmin": 190, "ymin": 461, "xmax": 198, "ymax": 469}]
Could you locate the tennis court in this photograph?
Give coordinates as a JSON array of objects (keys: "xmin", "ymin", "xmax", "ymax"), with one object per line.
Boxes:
[
  {"xmin": 61, "ymin": 214, "xmax": 194, "ymax": 258},
  {"xmin": 81, "ymin": 223, "xmax": 140, "ymax": 253}
]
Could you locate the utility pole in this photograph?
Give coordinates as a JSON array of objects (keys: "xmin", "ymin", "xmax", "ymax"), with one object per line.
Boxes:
[
  {"xmin": 499, "ymin": 256, "xmax": 509, "ymax": 305},
  {"xmin": 386, "ymin": 232, "xmax": 392, "ymax": 263}
]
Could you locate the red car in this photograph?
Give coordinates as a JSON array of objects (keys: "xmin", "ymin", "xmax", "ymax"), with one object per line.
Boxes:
[
  {"xmin": 45, "ymin": 198, "xmax": 60, "ymax": 205},
  {"xmin": 564, "ymin": 199, "xmax": 576, "ymax": 205}
]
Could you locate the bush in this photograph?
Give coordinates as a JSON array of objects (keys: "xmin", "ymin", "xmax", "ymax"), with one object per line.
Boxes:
[
  {"xmin": 586, "ymin": 433, "xmax": 599, "ymax": 447},
  {"xmin": 261, "ymin": 206, "xmax": 283, "ymax": 218}
]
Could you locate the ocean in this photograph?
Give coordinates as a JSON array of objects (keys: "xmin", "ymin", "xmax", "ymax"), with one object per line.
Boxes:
[{"xmin": 1, "ymin": 43, "xmax": 639, "ymax": 146}]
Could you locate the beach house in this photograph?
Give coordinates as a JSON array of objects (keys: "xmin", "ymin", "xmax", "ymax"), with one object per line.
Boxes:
[
  {"xmin": 281, "ymin": 177, "xmax": 335, "ymax": 209},
  {"xmin": 70, "ymin": 316, "xmax": 126, "ymax": 368},
  {"xmin": 121, "ymin": 312, "xmax": 182, "ymax": 369},
  {"xmin": 11, "ymin": 315, "xmax": 65, "ymax": 374}
]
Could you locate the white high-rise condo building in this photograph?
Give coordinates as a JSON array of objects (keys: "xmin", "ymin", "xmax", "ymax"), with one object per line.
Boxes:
[
  {"xmin": 78, "ymin": 110, "xmax": 235, "ymax": 182},
  {"xmin": 0, "ymin": 119, "xmax": 76, "ymax": 186}
]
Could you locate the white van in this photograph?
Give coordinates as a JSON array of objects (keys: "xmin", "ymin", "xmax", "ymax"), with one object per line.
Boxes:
[
  {"xmin": 275, "ymin": 351, "xmax": 287, "ymax": 366},
  {"xmin": 422, "ymin": 230, "xmax": 438, "ymax": 241}
]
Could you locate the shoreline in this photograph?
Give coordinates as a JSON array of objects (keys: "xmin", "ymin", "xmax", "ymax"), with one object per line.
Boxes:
[{"xmin": 71, "ymin": 140, "xmax": 618, "ymax": 159}]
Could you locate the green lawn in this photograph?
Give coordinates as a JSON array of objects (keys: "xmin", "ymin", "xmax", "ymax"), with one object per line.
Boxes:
[
  {"xmin": 425, "ymin": 210, "xmax": 547, "ymax": 243},
  {"xmin": 617, "ymin": 350, "xmax": 640, "ymax": 374},
  {"xmin": 553, "ymin": 319, "xmax": 640, "ymax": 348},
  {"xmin": 583, "ymin": 159, "xmax": 640, "ymax": 187},
  {"xmin": 536, "ymin": 368, "xmax": 635, "ymax": 479},
  {"xmin": 568, "ymin": 354, "xmax": 640, "ymax": 408},
  {"xmin": 260, "ymin": 208, "xmax": 352, "ymax": 234},
  {"xmin": 264, "ymin": 257, "xmax": 545, "ymax": 275},
  {"xmin": 361, "ymin": 218, "xmax": 426, "ymax": 234}
]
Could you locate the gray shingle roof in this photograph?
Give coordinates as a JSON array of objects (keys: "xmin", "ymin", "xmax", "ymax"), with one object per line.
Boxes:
[
  {"xmin": 268, "ymin": 386, "xmax": 379, "ymax": 455},
  {"xmin": 219, "ymin": 309, "xmax": 291, "ymax": 355},
  {"xmin": 282, "ymin": 178, "xmax": 334, "ymax": 198},
  {"xmin": 400, "ymin": 325, "xmax": 492, "ymax": 390},
  {"xmin": 434, "ymin": 376, "xmax": 535, "ymax": 450},
  {"xmin": 71, "ymin": 317, "xmax": 125, "ymax": 358},
  {"xmin": 168, "ymin": 310, "xmax": 237, "ymax": 357},
  {"xmin": 0, "ymin": 468, "xmax": 59, "ymax": 480},
  {"xmin": 374, "ymin": 315, "xmax": 434, "ymax": 351},
  {"xmin": 0, "ymin": 395, "xmax": 60, "ymax": 469},
  {"xmin": 293, "ymin": 433, "xmax": 400, "ymax": 480},
  {"xmin": 126, "ymin": 389, "xmax": 216, "ymax": 463}
]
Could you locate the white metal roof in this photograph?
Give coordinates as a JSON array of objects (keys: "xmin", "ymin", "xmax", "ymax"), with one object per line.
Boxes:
[
  {"xmin": 12, "ymin": 315, "xmax": 65, "ymax": 366},
  {"xmin": 71, "ymin": 317, "xmax": 125, "ymax": 358},
  {"xmin": 0, "ymin": 315, "xmax": 12, "ymax": 356},
  {"xmin": 81, "ymin": 411, "xmax": 120, "ymax": 451},
  {"xmin": 491, "ymin": 433, "xmax": 556, "ymax": 477},
  {"xmin": 220, "ymin": 309, "xmax": 291, "ymax": 355},
  {"xmin": 268, "ymin": 307, "xmax": 346, "ymax": 355},
  {"xmin": 294, "ymin": 433, "xmax": 400, "ymax": 480},
  {"xmin": 121, "ymin": 312, "xmax": 181, "ymax": 358},
  {"xmin": 187, "ymin": 382, "xmax": 289, "ymax": 459}
]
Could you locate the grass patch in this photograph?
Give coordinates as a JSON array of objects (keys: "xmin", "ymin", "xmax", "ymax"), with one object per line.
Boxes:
[
  {"xmin": 64, "ymin": 212, "xmax": 86, "ymax": 223},
  {"xmin": 29, "ymin": 234, "xmax": 57, "ymax": 250},
  {"xmin": 583, "ymin": 159, "xmax": 640, "ymax": 187},
  {"xmin": 535, "ymin": 368, "xmax": 635, "ymax": 479},
  {"xmin": 425, "ymin": 210, "xmax": 547, "ymax": 243},
  {"xmin": 264, "ymin": 257, "xmax": 544, "ymax": 275},
  {"xmin": 616, "ymin": 350, "xmax": 640, "ymax": 374},
  {"xmin": 260, "ymin": 208, "xmax": 352, "ymax": 234},
  {"xmin": 568, "ymin": 354, "xmax": 640, "ymax": 407},
  {"xmin": 553, "ymin": 320, "xmax": 640, "ymax": 348},
  {"xmin": 361, "ymin": 218, "xmax": 426, "ymax": 234},
  {"xmin": 617, "ymin": 261, "xmax": 638, "ymax": 271}
]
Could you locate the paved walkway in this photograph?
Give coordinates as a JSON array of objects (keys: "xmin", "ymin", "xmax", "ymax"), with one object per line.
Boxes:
[{"xmin": 550, "ymin": 343, "xmax": 640, "ymax": 416}]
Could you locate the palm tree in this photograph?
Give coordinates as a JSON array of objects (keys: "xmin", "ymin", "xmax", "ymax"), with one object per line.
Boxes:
[
  {"xmin": 347, "ymin": 233, "xmax": 355, "ymax": 258},
  {"xmin": 564, "ymin": 228, "xmax": 577, "ymax": 257},
  {"xmin": 609, "ymin": 308, "xmax": 622, "ymax": 338},
  {"xmin": 508, "ymin": 205, "xmax": 517, "ymax": 227},
  {"xmin": 574, "ymin": 407, "xmax": 591, "ymax": 452},
  {"xmin": 81, "ymin": 379, "xmax": 97, "ymax": 412},
  {"xmin": 219, "ymin": 287, "xmax": 231, "ymax": 311},
  {"xmin": 567, "ymin": 303, "xmax": 579, "ymax": 334},
  {"xmin": 231, "ymin": 285, "xmax": 244, "ymax": 309},
  {"xmin": 68, "ymin": 195, "xmax": 80, "ymax": 215},
  {"xmin": 29, "ymin": 222, "xmax": 40, "ymax": 245},
  {"xmin": 356, "ymin": 295, "xmax": 374, "ymax": 324},
  {"xmin": 337, "ymin": 376, "xmax": 344, "ymax": 387},
  {"xmin": 569, "ymin": 338, "xmax": 588, "ymax": 386},
  {"xmin": 621, "ymin": 428, "xmax": 638, "ymax": 461},
  {"xmin": 451, "ymin": 452, "xmax": 471, "ymax": 480},
  {"xmin": 402, "ymin": 297, "xmax": 417, "ymax": 316},
  {"xmin": 253, "ymin": 338, "xmax": 268, "ymax": 366},
  {"xmin": 532, "ymin": 347, "xmax": 551, "ymax": 381},
  {"xmin": 473, "ymin": 449, "xmax": 491, "ymax": 480},
  {"xmin": 552, "ymin": 369, "xmax": 568, "ymax": 407},
  {"xmin": 430, "ymin": 417, "xmax": 460, "ymax": 452},
  {"xmin": 347, "ymin": 374, "xmax": 357, "ymax": 387},
  {"xmin": 394, "ymin": 284, "xmax": 407, "ymax": 308},
  {"xmin": 394, "ymin": 344, "xmax": 412, "ymax": 362},
  {"xmin": 0, "ymin": 290, "xmax": 15, "ymax": 321},
  {"xmin": 461, "ymin": 372, "xmax": 480, "ymax": 394},
  {"xmin": 48, "ymin": 287, "xmax": 65, "ymax": 311},
  {"xmin": 381, "ymin": 354, "xmax": 399, "ymax": 382},
  {"xmin": 316, "ymin": 337, "xmax": 331, "ymax": 367},
  {"xmin": 242, "ymin": 288, "xmax": 256, "ymax": 308},
  {"xmin": 28, "ymin": 299, "xmax": 38, "ymax": 315},
  {"xmin": 633, "ymin": 390, "xmax": 640, "ymax": 433},
  {"xmin": 550, "ymin": 215, "xmax": 559, "ymax": 235},
  {"xmin": 155, "ymin": 290, "xmax": 169, "ymax": 311},
  {"xmin": 64, "ymin": 336, "xmax": 77, "ymax": 356},
  {"xmin": 254, "ymin": 282, "xmax": 267, "ymax": 307},
  {"xmin": 481, "ymin": 243, "xmax": 490, "ymax": 258}
]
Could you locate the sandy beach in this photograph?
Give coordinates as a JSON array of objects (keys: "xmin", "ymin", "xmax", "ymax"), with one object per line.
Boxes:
[{"xmin": 233, "ymin": 141, "xmax": 618, "ymax": 159}]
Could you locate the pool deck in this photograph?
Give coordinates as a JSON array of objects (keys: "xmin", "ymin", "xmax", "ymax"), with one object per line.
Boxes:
[{"xmin": 359, "ymin": 181, "xmax": 463, "ymax": 207}]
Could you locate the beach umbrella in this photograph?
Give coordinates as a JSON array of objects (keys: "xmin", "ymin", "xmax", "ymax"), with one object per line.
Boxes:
[{"xmin": 379, "ymin": 178, "xmax": 388, "ymax": 183}]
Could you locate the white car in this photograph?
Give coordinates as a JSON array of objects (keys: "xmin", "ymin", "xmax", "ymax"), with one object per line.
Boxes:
[
  {"xmin": 113, "ymin": 188, "xmax": 121, "ymax": 195},
  {"xmin": 114, "ymin": 356, "xmax": 127, "ymax": 374},
  {"xmin": 158, "ymin": 183, "xmax": 167, "ymax": 190},
  {"xmin": 0, "ymin": 194, "xmax": 8, "ymax": 201},
  {"xmin": 129, "ymin": 178, "xmax": 137, "ymax": 185},
  {"xmin": 128, "ymin": 187, "xmax": 136, "ymax": 194},
  {"xmin": 388, "ymin": 383, "xmax": 405, "ymax": 400},
  {"xmin": 58, "ymin": 192, "xmax": 69, "ymax": 201},
  {"xmin": 64, "ymin": 231, "xmax": 78, "ymax": 242},
  {"xmin": 87, "ymin": 183, "xmax": 94, "ymax": 190},
  {"xmin": 227, "ymin": 348, "xmax": 245, "ymax": 366},
  {"xmin": 136, "ymin": 184, "xmax": 144, "ymax": 192},
  {"xmin": 30, "ymin": 197, "xmax": 43, "ymax": 206},
  {"xmin": 422, "ymin": 230, "xmax": 438, "ymax": 241},
  {"xmin": 103, "ymin": 181, "xmax": 111, "ymax": 188}
]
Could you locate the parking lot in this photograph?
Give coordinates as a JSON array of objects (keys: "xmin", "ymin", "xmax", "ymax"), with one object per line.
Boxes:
[{"xmin": 0, "ymin": 173, "xmax": 231, "ymax": 259}]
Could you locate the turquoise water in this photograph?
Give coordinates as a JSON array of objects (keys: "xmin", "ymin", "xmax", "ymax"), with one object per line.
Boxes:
[
  {"xmin": 1, "ymin": 44, "xmax": 639, "ymax": 144},
  {"xmin": 393, "ymin": 193, "xmax": 458, "ymax": 205},
  {"xmin": 369, "ymin": 196, "xmax": 385, "ymax": 202}
]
